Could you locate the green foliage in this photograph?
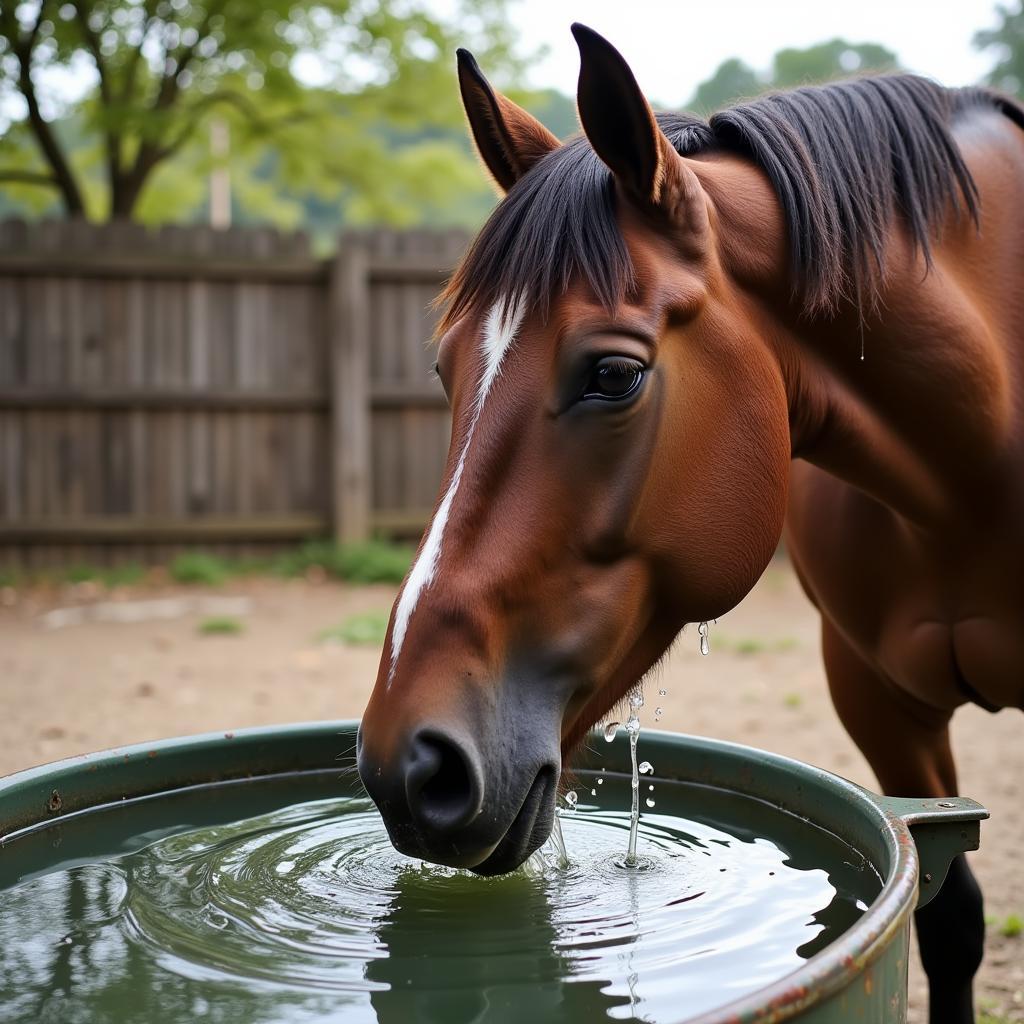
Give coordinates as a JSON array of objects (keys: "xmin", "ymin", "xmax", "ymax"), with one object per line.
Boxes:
[
  {"xmin": 170, "ymin": 552, "xmax": 229, "ymax": 586},
  {"xmin": 271, "ymin": 540, "xmax": 412, "ymax": 583},
  {"xmin": 0, "ymin": 0, "xmax": 527, "ymax": 226},
  {"xmin": 332, "ymin": 541, "xmax": 414, "ymax": 584},
  {"xmin": 317, "ymin": 610, "xmax": 390, "ymax": 646},
  {"xmin": 782, "ymin": 692, "xmax": 803, "ymax": 709},
  {"xmin": 686, "ymin": 39, "xmax": 899, "ymax": 113},
  {"xmin": 100, "ymin": 563, "xmax": 145, "ymax": 587},
  {"xmin": 1000, "ymin": 912, "xmax": 1022, "ymax": 937},
  {"xmin": 976, "ymin": 2, "xmax": 1024, "ymax": 97},
  {"xmin": 771, "ymin": 40, "xmax": 897, "ymax": 89},
  {"xmin": 0, "ymin": 569, "xmax": 15, "ymax": 588},
  {"xmin": 198, "ymin": 616, "xmax": 244, "ymax": 636},
  {"xmin": 689, "ymin": 58, "xmax": 762, "ymax": 114},
  {"xmin": 64, "ymin": 564, "xmax": 99, "ymax": 584}
]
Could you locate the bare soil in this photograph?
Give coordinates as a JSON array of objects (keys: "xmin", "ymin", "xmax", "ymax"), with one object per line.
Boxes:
[{"xmin": 0, "ymin": 559, "xmax": 1020, "ymax": 1021}]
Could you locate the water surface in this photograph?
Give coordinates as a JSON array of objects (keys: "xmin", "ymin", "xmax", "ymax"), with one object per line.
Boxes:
[{"xmin": 0, "ymin": 769, "xmax": 879, "ymax": 1023}]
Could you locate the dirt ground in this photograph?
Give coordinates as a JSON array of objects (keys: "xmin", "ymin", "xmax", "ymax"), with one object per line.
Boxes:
[{"xmin": 0, "ymin": 558, "xmax": 1020, "ymax": 1021}]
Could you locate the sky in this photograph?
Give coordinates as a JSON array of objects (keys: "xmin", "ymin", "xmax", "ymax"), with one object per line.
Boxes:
[
  {"xmin": 0, "ymin": 0, "xmax": 1006, "ymax": 129},
  {"xmin": 502, "ymin": 0, "xmax": 1004, "ymax": 105}
]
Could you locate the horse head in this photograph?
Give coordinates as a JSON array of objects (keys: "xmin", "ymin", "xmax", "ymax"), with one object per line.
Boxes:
[{"xmin": 358, "ymin": 25, "xmax": 791, "ymax": 874}]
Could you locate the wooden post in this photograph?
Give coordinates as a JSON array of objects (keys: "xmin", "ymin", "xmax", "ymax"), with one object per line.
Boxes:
[{"xmin": 330, "ymin": 236, "xmax": 371, "ymax": 543}]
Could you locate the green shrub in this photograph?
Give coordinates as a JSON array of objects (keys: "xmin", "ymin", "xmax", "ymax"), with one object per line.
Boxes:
[
  {"xmin": 198, "ymin": 616, "xmax": 244, "ymax": 636},
  {"xmin": 317, "ymin": 611, "xmax": 390, "ymax": 646},
  {"xmin": 171, "ymin": 552, "xmax": 230, "ymax": 586},
  {"xmin": 1000, "ymin": 913, "xmax": 1022, "ymax": 938},
  {"xmin": 272, "ymin": 540, "xmax": 413, "ymax": 584},
  {"xmin": 101, "ymin": 563, "xmax": 145, "ymax": 588},
  {"xmin": 332, "ymin": 541, "xmax": 413, "ymax": 583},
  {"xmin": 64, "ymin": 564, "xmax": 101, "ymax": 584}
]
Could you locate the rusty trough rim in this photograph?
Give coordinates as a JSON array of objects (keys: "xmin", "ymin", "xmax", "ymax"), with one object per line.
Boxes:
[{"xmin": 0, "ymin": 722, "xmax": 983, "ymax": 1022}]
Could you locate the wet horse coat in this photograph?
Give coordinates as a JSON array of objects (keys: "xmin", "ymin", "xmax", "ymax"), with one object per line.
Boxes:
[{"xmin": 358, "ymin": 25, "xmax": 1024, "ymax": 1024}]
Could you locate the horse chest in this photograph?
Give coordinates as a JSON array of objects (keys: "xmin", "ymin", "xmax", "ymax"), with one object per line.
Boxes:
[{"xmin": 787, "ymin": 481, "xmax": 1024, "ymax": 713}]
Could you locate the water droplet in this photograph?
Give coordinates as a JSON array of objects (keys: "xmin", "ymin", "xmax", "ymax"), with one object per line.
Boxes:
[
  {"xmin": 645, "ymin": 798, "xmax": 656, "ymax": 808},
  {"xmin": 590, "ymin": 789, "xmax": 596, "ymax": 796},
  {"xmin": 648, "ymin": 784, "xmax": 654, "ymax": 791},
  {"xmin": 629, "ymin": 692, "xmax": 644, "ymax": 710},
  {"xmin": 597, "ymin": 777, "xmax": 603, "ymax": 785},
  {"xmin": 655, "ymin": 707, "xmax": 663, "ymax": 717},
  {"xmin": 638, "ymin": 761, "xmax": 654, "ymax": 775},
  {"xmin": 698, "ymin": 620, "xmax": 710, "ymax": 656},
  {"xmin": 658, "ymin": 688, "xmax": 667, "ymax": 697},
  {"xmin": 563, "ymin": 790, "xmax": 578, "ymax": 810},
  {"xmin": 603, "ymin": 721, "xmax": 620, "ymax": 742}
]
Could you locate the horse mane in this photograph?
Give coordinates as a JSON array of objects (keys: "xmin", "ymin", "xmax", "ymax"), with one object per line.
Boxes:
[{"xmin": 441, "ymin": 75, "xmax": 1010, "ymax": 329}]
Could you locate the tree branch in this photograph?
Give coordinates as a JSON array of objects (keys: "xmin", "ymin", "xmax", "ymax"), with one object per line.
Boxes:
[
  {"xmin": 12, "ymin": 2, "xmax": 86, "ymax": 215},
  {"xmin": 0, "ymin": 169, "xmax": 58, "ymax": 187},
  {"xmin": 71, "ymin": 1, "xmax": 121, "ymax": 189}
]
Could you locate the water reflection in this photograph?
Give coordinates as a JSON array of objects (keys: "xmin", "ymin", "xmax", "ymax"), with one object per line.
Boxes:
[{"xmin": 367, "ymin": 868, "xmax": 628, "ymax": 1023}]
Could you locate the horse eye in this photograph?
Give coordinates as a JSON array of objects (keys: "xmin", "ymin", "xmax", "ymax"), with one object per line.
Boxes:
[{"xmin": 582, "ymin": 357, "xmax": 645, "ymax": 402}]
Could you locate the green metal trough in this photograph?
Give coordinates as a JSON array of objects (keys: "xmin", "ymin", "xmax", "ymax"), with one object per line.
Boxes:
[{"xmin": 0, "ymin": 721, "xmax": 987, "ymax": 1023}]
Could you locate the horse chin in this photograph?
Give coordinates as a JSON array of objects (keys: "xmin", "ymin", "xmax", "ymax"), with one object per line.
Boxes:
[{"xmin": 469, "ymin": 766, "xmax": 557, "ymax": 877}]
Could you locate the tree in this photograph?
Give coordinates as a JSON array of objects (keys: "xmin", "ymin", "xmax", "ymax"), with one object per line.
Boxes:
[
  {"xmin": 975, "ymin": 1, "xmax": 1024, "ymax": 97},
  {"xmin": 689, "ymin": 58, "xmax": 761, "ymax": 115},
  {"xmin": 686, "ymin": 39, "xmax": 899, "ymax": 114},
  {"xmin": 0, "ymin": 0, "xmax": 525, "ymax": 222},
  {"xmin": 772, "ymin": 39, "xmax": 897, "ymax": 90}
]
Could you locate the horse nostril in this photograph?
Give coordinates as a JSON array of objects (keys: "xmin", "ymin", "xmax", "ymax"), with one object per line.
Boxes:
[{"xmin": 405, "ymin": 731, "xmax": 482, "ymax": 834}]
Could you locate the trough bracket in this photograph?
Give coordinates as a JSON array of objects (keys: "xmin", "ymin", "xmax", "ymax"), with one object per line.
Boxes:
[{"xmin": 876, "ymin": 796, "xmax": 988, "ymax": 909}]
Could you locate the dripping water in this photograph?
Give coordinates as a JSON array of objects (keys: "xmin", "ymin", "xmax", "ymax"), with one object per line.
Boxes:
[
  {"xmin": 698, "ymin": 621, "xmax": 710, "ymax": 656},
  {"xmin": 623, "ymin": 693, "xmax": 644, "ymax": 867}
]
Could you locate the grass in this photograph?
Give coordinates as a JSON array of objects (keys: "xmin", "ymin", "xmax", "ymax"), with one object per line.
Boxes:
[
  {"xmin": 317, "ymin": 610, "xmax": 390, "ymax": 647},
  {"xmin": 4, "ymin": 541, "xmax": 413, "ymax": 593},
  {"xmin": 999, "ymin": 912, "xmax": 1022, "ymax": 938},
  {"xmin": 170, "ymin": 552, "xmax": 231, "ymax": 586},
  {"xmin": 782, "ymin": 692, "xmax": 803, "ymax": 709},
  {"xmin": 198, "ymin": 616, "xmax": 244, "ymax": 636},
  {"xmin": 272, "ymin": 540, "xmax": 413, "ymax": 584},
  {"xmin": 713, "ymin": 633, "xmax": 801, "ymax": 657},
  {"xmin": 979, "ymin": 999, "xmax": 1016, "ymax": 1024}
]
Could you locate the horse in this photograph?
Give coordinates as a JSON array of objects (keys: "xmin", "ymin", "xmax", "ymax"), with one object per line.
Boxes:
[{"xmin": 357, "ymin": 24, "xmax": 1024, "ymax": 1024}]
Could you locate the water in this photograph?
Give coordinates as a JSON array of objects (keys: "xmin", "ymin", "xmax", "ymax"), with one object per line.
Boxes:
[
  {"xmin": 624, "ymin": 694, "xmax": 644, "ymax": 866},
  {"xmin": 0, "ymin": 771, "xmax": 878, "ymax": 1024}
]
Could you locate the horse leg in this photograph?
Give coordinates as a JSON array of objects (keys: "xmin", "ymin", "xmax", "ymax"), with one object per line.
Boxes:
[{"xmin": 822, "ymin": 621, "xmax": 985, "ymax": 1024}]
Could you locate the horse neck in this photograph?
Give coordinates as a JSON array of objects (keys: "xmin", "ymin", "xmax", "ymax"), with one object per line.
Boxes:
[{"xmin": 696, "ymin": 153, "xmax": 1016, "ymax": 530}]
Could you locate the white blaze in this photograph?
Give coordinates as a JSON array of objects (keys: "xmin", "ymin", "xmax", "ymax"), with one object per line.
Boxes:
[{"xmin": 388, "ymin": 297, "xmax": 525, "ymax": 682}]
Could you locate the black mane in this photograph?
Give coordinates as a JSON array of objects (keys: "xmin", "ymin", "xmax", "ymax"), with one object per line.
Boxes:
[{"xmin": 442, "ymin": 75, "xmax": 1009, "ymax": 326}]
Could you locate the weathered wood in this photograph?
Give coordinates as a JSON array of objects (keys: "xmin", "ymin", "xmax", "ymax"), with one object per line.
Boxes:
[
  {"xmin": 330, "ymin": 237, "xmax": 372, "ymax": 543},
  {"xmin": 0, "ymin": 254, "xmax": 326, "ymax": 282},
  {"xmin": 0, "ymin": 389, "xmax": 328, "ymax": 410},
  {"xmin": 0, "ymin": 515, "xmax": 327, "ymax": 542},
  {"xmin": 0, "ymin": 222, "xmax": 468, "ymax": 565}
]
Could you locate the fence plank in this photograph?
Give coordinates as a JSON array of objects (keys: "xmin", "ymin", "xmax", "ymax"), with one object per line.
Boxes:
[{"xmin": 330, "ymin": 238, "xmax": 372, "ymax": 543}]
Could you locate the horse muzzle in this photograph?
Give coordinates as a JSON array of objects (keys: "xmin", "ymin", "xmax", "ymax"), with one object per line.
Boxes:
[{"xmin": 357, "ymin": 713, "xmax": 560, "ymax": 876}]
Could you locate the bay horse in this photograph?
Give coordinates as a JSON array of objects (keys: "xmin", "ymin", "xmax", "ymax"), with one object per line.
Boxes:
[{"xmin": 358, "ymin": 24, "xmax": 1024, "ymax": 1024}]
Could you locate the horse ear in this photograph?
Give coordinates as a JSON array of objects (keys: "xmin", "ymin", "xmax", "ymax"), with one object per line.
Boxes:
[
  {"xmin": 457, "ymin": 48, "xmax": 561, "ymax": 193},
  {"xmin": 572, "ymin": 23, "xmax": 696, "ymax": 214}
]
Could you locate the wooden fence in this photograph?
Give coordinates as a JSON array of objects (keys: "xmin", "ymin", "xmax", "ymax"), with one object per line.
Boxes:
[{"xmin": 0, "ymin": 220, "xmax": 469, "ymax": 571}]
